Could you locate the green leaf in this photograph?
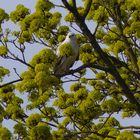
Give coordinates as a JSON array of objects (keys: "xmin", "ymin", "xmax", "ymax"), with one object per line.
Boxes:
[
  {"xmin": 0, "ymin": 127, "xmax": 11, "ymax": 140},
  {"xmin": 10, "ymin": 4, "xmax": 30, "ymax": 22},
  {"xmin": 0, "ymin": 46, "xmax": 8, "ymax": 56}
]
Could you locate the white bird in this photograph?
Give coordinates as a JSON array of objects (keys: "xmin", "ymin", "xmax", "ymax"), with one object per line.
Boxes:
[{"xmin": 54, "ymin": 32, "xmax": 79, "ymax": 76}]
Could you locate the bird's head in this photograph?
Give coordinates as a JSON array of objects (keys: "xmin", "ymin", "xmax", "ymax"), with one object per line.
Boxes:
[{"xmin": 66, "ymin": 32, "xmax": 76, "ymax": 40}]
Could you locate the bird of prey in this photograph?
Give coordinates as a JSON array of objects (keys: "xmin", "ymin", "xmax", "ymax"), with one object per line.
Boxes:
[{"xmin": 54, "ymin": 32, "xmax": 79, "ymax": 76}]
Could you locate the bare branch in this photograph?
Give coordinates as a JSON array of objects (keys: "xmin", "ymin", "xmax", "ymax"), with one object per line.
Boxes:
[
  {"xmin": 62, "ymin": 79, "xmax": 79, "ymax": 83},
  {"xmin": 13, "ymin": 68, "xmax": 21, "ymax": 79},
  {"xmin": 93, "ymin": 22, "xmax": 100, "ymax": 36},
  {"xmin": 41, "ymin": 121, "xmax": 57, "ymax": 128},
  {"xmin": 55, "ymin": 63, "xmax": 110, "ymax": 78},
  {"xmin": 70, "ymin": 23, "xmax": 82, "ymax": 34},
  {"xmin": 120, "ymin": 125, "xmax": 140, "ymax": 130},
  {"xmin": 120, "ymin": 125, "xmax": 140, "ymax": 134},
  {"xmin": 72, "ymin": 131, "xmax": 116, "ymax": 139},
  {"xmin": 7, "ymin": 55, "xmax": 33, "ymax": 69},
  {"xmin": 97, "ymin": 113, "xmax": 113, "ymax": 131},
  {"xmin": 6, "ymin": 46, "xmax": 33, "ymax": 68},
  {"xmin": 54, "ymin": 4, "xmax": 66, "ymax": 9},
  {"xmin": 20, "ymin": 44, "xmax": 26, "ymax": 62},
  {"xmin": 70, "ymin": 63, "xmax": 110, "ymax": 73},
  {"xmin": 32, "ymin": 35, "xmax": 51, "ymax": 47},
  {"xmin": 133, "ymin": 131, "xmax": 140, "ymax": 134},
  {"xmin": 0, "ymin": 79, "xmax": 22, "ymax": 88}
]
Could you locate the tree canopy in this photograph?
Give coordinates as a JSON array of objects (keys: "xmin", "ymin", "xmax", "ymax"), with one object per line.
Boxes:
[{"xmin": 0, "ymin": 0, "xmax": 140, "ymax": 139}]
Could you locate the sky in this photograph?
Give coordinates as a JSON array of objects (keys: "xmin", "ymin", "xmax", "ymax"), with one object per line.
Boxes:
[{"xmin": 0, "ymin": 0, "xmax": 140, "ymax": 135}]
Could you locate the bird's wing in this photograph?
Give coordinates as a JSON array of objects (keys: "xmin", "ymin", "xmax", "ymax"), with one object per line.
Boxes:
[
  {"xmin": 55, "ymin": 41, "xmax": 67, "ymax": 65},
  {"xmin": 54, "ymin": 42, "xmax": 67, "ymax": 74},
  {"xmin": 55, "ymin": 55, "xmax": 67, "ymax": 67},
  {"xmin": 75, "ymin": 49, "xmax": 79, "ymax": 61}
]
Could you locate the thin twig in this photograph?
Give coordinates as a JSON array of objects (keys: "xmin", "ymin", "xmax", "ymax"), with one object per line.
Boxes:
[
  {"xmin": 93, "ymin": 22, "xmax": 100, "ymax": 36},
  {"xmin": 62, "ymin": 79, "xmax": 79, "ymax": 83},
  {"xmin": 70, "ymin": 23, "xmax": 82, "ymax": 34},
  {"xmin": 13, "ymin": 68, "xmax": 21, "ymax": 79},
  {"xmin": 97, "ymin": 113, "xmax": 113, "ymax": 131},
  {"xmin": 6, "ymin": 52, "xmax": 33, "ymax": 69},
  {"xmin": 0, "ymin": 79, "xmax": 22, "ymax": 88},
  {"xmin": 54, "ymin": 4, "xmax": 66, "ymax": 9}
]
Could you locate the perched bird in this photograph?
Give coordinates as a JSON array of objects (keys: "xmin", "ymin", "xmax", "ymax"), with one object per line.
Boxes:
[{"xmin": 54, "ymin": 32, "xmax": 79, "ymax": 76}]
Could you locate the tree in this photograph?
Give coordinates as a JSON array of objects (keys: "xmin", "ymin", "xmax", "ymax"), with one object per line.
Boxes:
[{"xmin": 0, "ymin": 0, "xmax": 140, "ymax": 139}]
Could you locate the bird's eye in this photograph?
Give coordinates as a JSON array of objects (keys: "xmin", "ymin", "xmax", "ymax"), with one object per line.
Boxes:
[{"xmin": 69, "ymin": 34, "xmax": 74, "ymax": 38}]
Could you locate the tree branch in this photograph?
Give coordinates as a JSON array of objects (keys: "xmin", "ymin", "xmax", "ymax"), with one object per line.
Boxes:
[
  {"xmin": 13, "ymin": 68, "xmax": 21, "ymax": 79},
  {"xmin": 62, "ymin": 0, "xmax": 79, "ymax": 18},
  {"xmin": 7, "ymin": 55, "xmax": 33, "ymax": 69},
  {"xmin": 107, "ymin": 4, "xmax": 139, "ymax": 73},
  {"xmin": 120, "ymin": 125, "xmax": 140, "ymax": 134},
  {"xmin": 56, "ymin": 63, "xmax": 110, "ymax": 77},
  {"xmin": 83, "ymin": 0, "xmax": 92, "ymax": 19},
  {"xmin": 0, "ymin": 78, "xmax": 22, "ymax": 88},
  {"xmin": 120, "ymin": 125, "xmax": 140, "ymax": 130},
  {"xmin": 109, "ymin": 55, "xmax": 140, "ymax": 80},
  {"xmin": 72, "ymin": 0, "xmax": 76, "ymax": 8},
  {"xmin": 70, "ymin": 23, "xmax": 82, "ymax": 34},
  {"xmin": 93, "ymin": 22, "xmax": 100, "ymax": 36},
  {"xmin": 71, "ymin": 63, "xmax": 110, "ymax": 73},
  {"xmin": 71, "ymin": 131, "xmax": 116, "ymax": 139},
  {"xmin": 54, "ymin": 4, "xmax": 66, "ymax": 9},
  {"xmin": 62, "ymin": 0, "xmax": 74, "ymax": 11},
  {"xmin": 97, "ymin": 113, "xmax": 113, "ymax": 131},
  {"xmin": 133, "ymin": 131, "xmax": 140, "ymax": 134}
]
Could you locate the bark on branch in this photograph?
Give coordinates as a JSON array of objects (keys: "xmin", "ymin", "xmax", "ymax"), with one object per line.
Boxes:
[
  {"xmin": 83, "ymin": 0, "xmax": 92, "ymax": 18},
  {"xmin": 55, "ymin": 63, "xmax": 110, "ymax": 77},
  {"xmin": 0, "ymin": 79, "xmax": 22, "ymax": 88}
]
